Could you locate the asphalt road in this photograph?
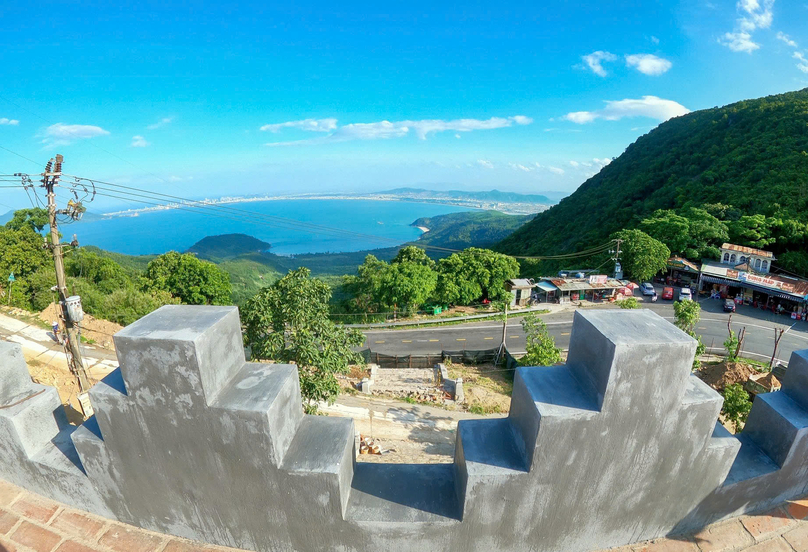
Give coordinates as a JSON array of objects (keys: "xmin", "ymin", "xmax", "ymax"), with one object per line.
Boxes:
[{"xmin": 362, "ymin": 297, "xmax": 808, "ymax": 365}]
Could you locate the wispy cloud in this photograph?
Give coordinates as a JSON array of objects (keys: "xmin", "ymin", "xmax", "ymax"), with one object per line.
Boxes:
[
  {"xmin": 581, "ymin": 51, "xmax": 618, "ymax": 77},
  {"xmin": 548, "ymin": 166, "xmax": 565, "ymax": 175},
  {"xmin": 776, "ymin": 31, "xmax": 798, "ymax": 48},
  {"xmin": 625, "ymin": 54, "xmax": 672, "ymax": 75},
  {"xmin": 168, "ymin": 175, "xmax": 194, "ymax": 182},
  {"xmin": 563, "ymin": 96, "xmax": 690, "ymax": 124},
  {"xmin": 719, "ymin": 0, "xmax": 774, "ymax": 53},
  {"xmin": 650, "ymin": 36, "xmax": 660, "ymax": 44},
  {"xmin": 131, "ymin": 135, "xmax": 150, "ymax": 148},
  {"xmin": 264, "ymin": 116, "xmax": 533, "ymax": 146},
  {"xmin": 569, "ymin": 161, "xmax": 580, "ymax": 167},
  {"xmin": 0, "ymin": 117, "xmax": 19, "ymax": 126},
  {"xmin": 260, "ymin": 118, "xmax": 338, "ymax": 133},
  {"xmin": 147, "ymin": 117, "xmax": 173, "ymax": 130},
  {"xmin": 795, "ymin": 52, "xmax": 808, "ymax": 73},
  {"xmin": 477, "ymin": 159, "xmax": 495, "ymax": 169},
  {"xmin": 509, "ymin": 163, "xmax": 533, "ymax": 172},
  {"xmin": 41, "ymin": 123, "xmax": 109, "ymax": 147}
]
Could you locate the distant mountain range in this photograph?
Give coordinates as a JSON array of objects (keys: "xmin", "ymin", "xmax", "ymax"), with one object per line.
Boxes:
[{"xmin": 382, "ymin": 188, "xmax": 554, "ymax": 205}]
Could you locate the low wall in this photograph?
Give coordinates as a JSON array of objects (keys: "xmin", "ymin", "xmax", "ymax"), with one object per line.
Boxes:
[{"xmin": 1, "ymin": 306, "xmax": 807, "ymax": 552}]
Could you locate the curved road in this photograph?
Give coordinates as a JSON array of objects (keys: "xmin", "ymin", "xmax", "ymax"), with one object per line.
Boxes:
[{"xmin": 363, "ymin": 298, "xmax": 808, "ymax": 366}]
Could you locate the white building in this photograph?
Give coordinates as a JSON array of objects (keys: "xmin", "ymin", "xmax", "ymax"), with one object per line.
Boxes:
[{"xmin": 719, "ymin": 243, "xmax": 774, "ymax": 274}]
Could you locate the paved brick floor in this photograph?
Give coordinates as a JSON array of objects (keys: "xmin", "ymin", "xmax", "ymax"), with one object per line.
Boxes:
[{"xmin": 0, "ymin": 478, "xmax": 806, "ymax": 552}]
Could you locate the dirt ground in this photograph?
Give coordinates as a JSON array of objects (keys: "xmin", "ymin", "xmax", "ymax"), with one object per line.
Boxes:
[
  {"xmin": 696, "ymin": 361, "xmax": 761, "ymax": 391},
  {"xmin": 39, "ymin": 302, "xmax": 122, "ymax": 351},
  {"xmin": 25, "ymin": 357, "xmax": 86, "ymax": 425},
  {"xmin": 447, "ymin": 363, "xmax": 513, "ymax": 414}
]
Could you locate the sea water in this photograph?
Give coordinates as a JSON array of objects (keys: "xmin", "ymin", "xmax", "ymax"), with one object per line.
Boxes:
[{"xmin": 71, "ymin": 199, "xmax": 471, "ymax": 256}]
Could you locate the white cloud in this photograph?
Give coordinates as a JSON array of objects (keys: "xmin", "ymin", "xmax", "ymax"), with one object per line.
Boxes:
[
  {"xmin": 720, "ymin": 31, "xmax": 760, "ymax": 53},
  {"xmin": 0, "ymin": 117, "xmax": 19, "ymax": 126},
  {"xmin": 563, "ymin": 96, "xmax": 690, "ymax": 124},
  {"xmin": 569, "ymin": 161, "xmax": 580, "ymax": 167},
  {"xmin": 260, "ymin": 118, "xmax": 338, "ymax": 133},
  {"xmin": 455, "ymin": 133, "xmax": 461, "ymax": 139},
  {"xmin": 625, "ymin": 54, "xmax": 672, "ymax": 75},
  {"xmin": 593, "ymin": 157, "xmax": 613, "ymax": 167},
  {"xmin": 509, "ymin": 163, "xmax": 533, "ymax": 172},
  {"xmin": 167, "ymin": 175, "xmax": 193, "ymax": 182},
  {"xmin": 548, "ymin": 166, "xmax": 565, "ymax": 175},
  {"xmin": 147, "ymin": 117, "xmax": 173, "ymax": 130},
  {"xmin": 776, "ymin": 31, "xmax": 797, "ymax": 48},
  {"xmin": 477, "ymin": 159, "xmax": 494, "ymax": 169},
  {"xmin": 795, "ymin": 52, "xmax": 808, "ymax": 73},
  {"xmin": 42, "ymin": 123, "xmax": 109, "ymax": 147},
  {"xmin": 581, "ymin": 51, "xmax": 618, "ymax": 77},
  {"xmin": 265, "ymin": 115, "xmax": 532, "ymax": 146},
  {"xmin": 533, "ymin": 162, "xmax": 542, "ymax": 169},
  {"xmin": 650, "ymin": 36, "xmax": 660, "ymax": 44},
  {"xmin": 131, "ymin": 135, "xmax": 149, "ymax": 148},
  {"xmin": 719, "ymin": 0, "xmax": 774, "ymax": 53}
]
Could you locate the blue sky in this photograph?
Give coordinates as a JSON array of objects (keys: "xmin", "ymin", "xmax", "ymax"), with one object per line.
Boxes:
[{"xmin": 1, "ymin": 0, "xmax": 807, "ymax": 211}]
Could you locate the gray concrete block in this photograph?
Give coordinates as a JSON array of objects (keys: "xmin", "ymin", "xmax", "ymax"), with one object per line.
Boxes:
[
  {"xmin": 783, "ymin": 349, "xmax": 808, "ymax": 410},
  {"xmin": 0, "ymin": 341, "xmax": 35, "ymax": 403},
  {"xmin": 2, "ymin": 306, "xmax": 808, "ymax": 552}
]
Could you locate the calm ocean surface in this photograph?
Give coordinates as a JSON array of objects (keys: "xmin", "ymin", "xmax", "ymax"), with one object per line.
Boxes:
[{"xmin": 72, "ymin": 199, "xmax": 471, "ymax": 256}]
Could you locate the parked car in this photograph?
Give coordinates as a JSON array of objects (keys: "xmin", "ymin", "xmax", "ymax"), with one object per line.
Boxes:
[
  {"xmin": 662, "ymin": 287, "xmax": 674, "ymax": 300},
  {"xmin": 679, "ymin": 288, "xmax": 693, "ymax": 301},
  {"xmin": 640, "ymin": 283, "xmax": 655, "ymax": 296},
  {"xmin": 723, "ymin": 299, "xmax": 736, "ymax": 313}
]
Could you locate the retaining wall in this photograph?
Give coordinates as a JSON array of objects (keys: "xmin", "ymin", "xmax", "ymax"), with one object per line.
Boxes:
[{"xmin": 1, "ymin": 306, "xmax": 807, "ymax": 552}]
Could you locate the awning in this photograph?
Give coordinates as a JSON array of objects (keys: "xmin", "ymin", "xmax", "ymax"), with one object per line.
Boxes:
[
  {"xmin": 536, "ymin": 281, "xmax": 558, "ymax": 292},
  {"xmin": 702, "ymin": 275, "xmax": 804, "ymax": 302}
]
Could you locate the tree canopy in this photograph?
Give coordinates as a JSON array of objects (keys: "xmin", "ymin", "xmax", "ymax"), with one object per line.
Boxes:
[
  {"xmin": 241, "ymin": 268, "xmax": 365, "ymax": 412},
  {"xmin": 435, "ymin": 247, "xmax": 519, "ymax": 305},
  {"xmin": 611, "ymin": 229, "xmax": 670, "ymax": 282},
  {"xmin": 144, "ymin": 251, "xmax": 232, "ymax": 305}
]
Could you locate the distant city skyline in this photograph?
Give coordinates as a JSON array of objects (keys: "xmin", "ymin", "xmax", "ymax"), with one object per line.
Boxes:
[{"xmin": 1, "ymin": 1, "xmax": 807, "ymax": 211}]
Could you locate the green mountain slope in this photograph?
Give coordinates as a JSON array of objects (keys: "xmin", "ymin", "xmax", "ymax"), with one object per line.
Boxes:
[
  {"xmin": 497, "ymin": 89, "xmax": 808, "ymax": 265},
  {"xmin": 186, "ymin": 233, "xmax": 272, "ymax": 261},
  {"xmin": 414, "ymin": 210, "xmax": 535, "ymax": 250}
]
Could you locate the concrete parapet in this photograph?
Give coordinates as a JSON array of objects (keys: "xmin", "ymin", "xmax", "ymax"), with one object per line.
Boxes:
[{"xmin": 1, "ymin": 306, "xmax": 807, "ymax": 552}]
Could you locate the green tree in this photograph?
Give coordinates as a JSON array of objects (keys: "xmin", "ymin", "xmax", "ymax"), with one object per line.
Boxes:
[
  {"xmin": 242, "ymin": 268, "xmax": 365, "ymax": 413},
  {"xmin": 5, "ymin": 208, "xmax": 49, "ymax": 233},
  {"xmin": 724, "ymin": 330, "xmax": 740, "ymax": 362},
  {"xmin": 729, "ymin": 215, "xmax": 777, "ymax": 249},
  {"xmin": 611, "ymin": 229, "xmax": 670, "ymax": 282},
  {"xmin": 673, "ymin": 300, "xmax": 701, "ymax": 333},
  {"xmin": 617, "ymin": 297, "xmax": 640, "ymax": 309},
  {"xmin": 378, "ymin": 261, "xmax": 437, "ymax": 314},
  {"xmin": 392, "ymin": 245, "xmax": 435, "ymax": 269},
  {"xmin": 673, "ymin": 300, "xmax": 706, "ymax": 369},
  {"xmin": 435, "ymin": 248, "xmax": 519, "ymax": 305},
  {"xmin": 721, "ymin": 383, "xmax": 752, "ymax": 433},
  {"xmin": 519, "ymin": 314, "xmax": 562, "ymax": 367},
  {"xmin": 639, "ymin": 210, "xmax": 690, "ymax": 254},
  {"xmin": 144, "ymin": 251, "xmax": 231, "ymax": 305}
]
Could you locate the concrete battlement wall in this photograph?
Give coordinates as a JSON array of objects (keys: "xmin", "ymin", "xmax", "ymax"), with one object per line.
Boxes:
[{"xmin": 1, "ymin": 306, "xmax": 807, "ymax": 552}]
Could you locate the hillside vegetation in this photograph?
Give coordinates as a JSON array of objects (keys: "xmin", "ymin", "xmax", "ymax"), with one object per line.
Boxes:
[
  {"xmin": 413, "ymin": 211, "xmax": 534, "ymax": 250},
  {"xmin": 497, "ymin": 88, "xmax": 808, "ymax": 274}
]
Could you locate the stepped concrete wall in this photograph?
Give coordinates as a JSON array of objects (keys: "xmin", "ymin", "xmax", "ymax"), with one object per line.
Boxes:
[{"xmin": 1, "ymin": 305, "xmax": 807, "ymax": 552}]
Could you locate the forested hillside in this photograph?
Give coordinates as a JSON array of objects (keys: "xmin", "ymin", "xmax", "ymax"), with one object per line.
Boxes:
[
  {"xmin": 413, "ymin": 211, "xmax": 534, "ymax": 250},
  {"xmin": 497, "ymin": 88, "xmax": 808, "ymax": 274}
]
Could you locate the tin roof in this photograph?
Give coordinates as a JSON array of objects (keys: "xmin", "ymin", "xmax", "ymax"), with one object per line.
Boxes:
[
  {"xmin": 721, "ymin": 243, "xmax": 774, "ymax": 259},
  {"xmin": 543, "ymin": 278, "xmax": 625, "ymax": 292},
  {"xmin": 507, "ymin": 279, "xmax": 535, "ymax": 288},
  {"xmin": 667, "ymin": 256, "xmax": 700, "ymax": 273}
]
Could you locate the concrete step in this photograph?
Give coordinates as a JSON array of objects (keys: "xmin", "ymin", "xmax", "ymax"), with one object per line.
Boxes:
[
  {"xmin": 680, "ymin": 375, "xmax": 725, "ymax": 441},
  {"xmin": 455, "ymin": 418, "xmax": 528, "ymax": 477},
  {"xmin": 509, "ymin": 365, "xmax": 599, "ymax": 468},
  {"xmin": 345, "ymin": 463, "xmax": 462, "ymax": 524},
  {"xmin": 741, "ymin": 390, "xmax": 808, "ymax": 468},
  {"xmin": 281, "ymin": 416, "xmax": 355, "ymax": 517},
  {"xmin": 724, "ymin": 433, "xmax": 780, "ymax": 485},
  {"xmin": 212, "ymin": 362, "xmax": 304, "ymax": 466},
  {"xmin": 30, "ymin": 426, "xmax": 86, "ymax": 477},
  {"xmin": 0, "ymin": 385, "xmax": 66, "ymax": 458}
]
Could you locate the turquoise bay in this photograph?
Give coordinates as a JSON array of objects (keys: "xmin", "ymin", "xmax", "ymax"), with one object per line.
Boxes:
[{"xmin": 73, "ymin": 199, "xmax": 472, "ymax": 256}]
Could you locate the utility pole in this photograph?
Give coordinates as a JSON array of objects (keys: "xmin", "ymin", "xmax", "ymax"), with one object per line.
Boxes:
[
  {"xmin": 613, "ymin": 238, "xmax": 623, "ymax": 280},
  {"xmin": 495, "ymin": 300, "xmax": 508, "ymax": 366},
  {"xmin": 44, "ymin": 155, "xmax": 92, "ymax": 394}
]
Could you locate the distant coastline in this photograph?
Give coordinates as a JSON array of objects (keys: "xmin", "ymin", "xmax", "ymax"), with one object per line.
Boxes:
[{"xmin": 100, "ymin": 192, "xmax": 552, "ymax": 218}]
